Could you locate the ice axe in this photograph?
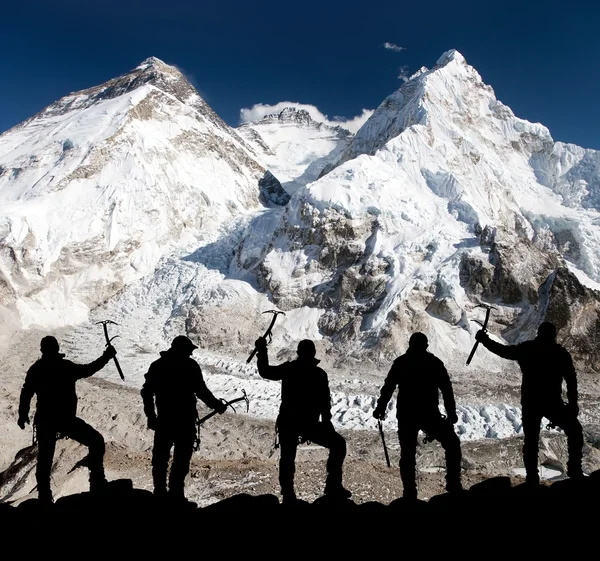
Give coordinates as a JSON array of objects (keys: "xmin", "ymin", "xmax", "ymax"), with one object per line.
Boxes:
[
  {"xmin": 196, "ymin": 389, "xmax": 250, "ymax": 426},
  {"xmin": 194, "ymin": 390, "xmax": 250, "ymax": 451},
  {"xmin": 466, "ymin": 303, "xmax": 496, "ymax": 366},
  {"xmin": 246, "ymin": 310, "xmax": 286, "ymax": 363},
  {"xmin": 96, "ymin": 320, "xmax": 125, "ymax": 380},
  {"xmin": 378, "ymin": 420, "xmax": 391, "ymax": 468}
]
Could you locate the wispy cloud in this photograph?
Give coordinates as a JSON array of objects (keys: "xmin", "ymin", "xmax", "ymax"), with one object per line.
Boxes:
[
  {"xmin": 239, "ymin": 102, "xmax": 373, "ymax": 133},
  {"xmin": 398, "ymin": 65, "xmax": 410, "ymax": 82},
  {"xmin": 332, "ymin": 109, "xmax": 374, "ymax": 133},
  {"xmin": 382, "ymin": 42, "xmax": 406, "ymax": 53}
]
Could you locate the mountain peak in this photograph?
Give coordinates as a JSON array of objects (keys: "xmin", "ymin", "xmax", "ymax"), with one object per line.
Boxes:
[
  {"xmin": 435, "ymin": 49, "xmax": 466, "ymax": 67},
  {"xmin": 136, "ymin": 56, "xmax": 169, "ymax": 69}
]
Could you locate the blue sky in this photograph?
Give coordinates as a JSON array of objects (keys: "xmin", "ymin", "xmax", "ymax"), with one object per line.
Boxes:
[{"xmin": 1, "ymin": 0, "xmax": 598, "ymax": 148}]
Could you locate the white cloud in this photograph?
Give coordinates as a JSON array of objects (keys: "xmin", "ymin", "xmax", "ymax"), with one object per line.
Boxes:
[
  {"xmin": 383, "ymin": 42, "xmax": 406, "ymax": 53},
  {"xmin": 239, "ymin": 102, "xmax": 373, "ymax": 134},
  {"xmin": 398, "ymin": 65, "xmax": 411, "ymax": 82},
  {"xmin": 332, "ymin": 109, "xmax": 375, "ymax": 133}
]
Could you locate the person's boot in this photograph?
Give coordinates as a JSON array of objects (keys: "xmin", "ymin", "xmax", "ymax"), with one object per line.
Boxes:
[
  {"xmin": 525, "ymin": 473, "xmax": 540, "ymax": 487},
  {"xmin": 567, "ymin": 465, "xmax": 585, "ymax": 482},
  {"xmin": 168, "ymin": 486, "xmax": 196, "ymax": 508},
  {"xmin": 324, "ymin": 482, "xmax": 352, "ymax": 500},
  {"xmin": 281, "ymin": 485, "xmax": 297, "ymax": 505},
  {"xmin": 446, "ymin": 479, "xmax": 463, "ymax": 494},
  {"xmin": 89, "ymin": 473, "xmax": 108, "ymax": 495},
  {"xmin": 38, "ymin": 487, "xmax": 54, "ymax": 504}
]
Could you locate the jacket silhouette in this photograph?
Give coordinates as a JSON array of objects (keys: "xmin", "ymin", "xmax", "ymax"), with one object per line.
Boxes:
[
  {"xmin": 18, "ymin": 336, "xmax": 116, "ymax": 502},
  {"xmin": 141, "ymin": 335, "xmax": 226, "ymax": 501},
  {"xmin": 255, "ymin": 337, "xmax": 351, "ymax": 503},
  {"xmin": 475, "ymin": 322, "xmax": 584, "ymax": 483},
  {"xmin": 373, "ymin": 332, "xmax": 462, "ymax": 499}
]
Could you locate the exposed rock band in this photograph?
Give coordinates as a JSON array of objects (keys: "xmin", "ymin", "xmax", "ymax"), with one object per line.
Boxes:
[{"xmin": 15, "ymin": 321, "xmax": 583, "ymax": 505}]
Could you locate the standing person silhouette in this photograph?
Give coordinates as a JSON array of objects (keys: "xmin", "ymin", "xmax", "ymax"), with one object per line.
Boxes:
[
  {"xmin": 373, "ymin": 332, "xmax": 462, "ymax": 499},
  {"xmin": 475, "ymin": 321, "xmax": 584, "ymax": 484},
  {"xmin": 18, "ymin": 336, "xmax": 117, "ymax": 503},
  {"xmin": 254, "ymin": 337, "xmax": 351, "ymax": 503},
  {"xmin": 141, "ymin": 335, "xmax": 226, "ymax": 504}
]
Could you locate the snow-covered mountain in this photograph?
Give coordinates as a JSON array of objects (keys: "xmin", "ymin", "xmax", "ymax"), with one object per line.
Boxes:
[
  {"xmin": 2, "ymin": 51, "xmax": 600, "ymax": 451},
  {"xmin": 0, "ymin": 57, "xmax": 287, "ymax": 332},
  {"xmin": 237, "ymin": 107, "xmax": 352, "ymax": 196},
  {"xmin": 246, "ymin": 50, "xmax": 600, "ymax": 371}
]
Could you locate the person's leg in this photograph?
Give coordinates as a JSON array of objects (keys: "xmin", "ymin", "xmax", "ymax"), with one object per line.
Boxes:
[
  {"xmin": 546, "ymin": 404, "xmax": 584, "ymax": 479},
  {"xmin": 35, "ymin": 425, "xmax": 57, "ymax": 502},
  {"xmin": 398, "ymin": 423, "xmax": 419, "ymax": 499},
  {"xmin": 278, "ymin": 429, "xmax": 299, "ymax": 501},
  {"xmin": 169, "ymin": 427, "xmax": 196, "ymax": 499},
  {"xmin": 522, "ymin": 408, "xmax": 542, "ymax": 484},
  {"xmin": 151, "ymin": 426, "xmax": 174, "ymax": 496},
  {"xmin": 424, "ymin": 417, "xmax": 462, "ymax": 493},
  {"xmin": 63, "ymin": 417, "xmax": 107, "ymax": 491},
  {"xmin": 303, "ymin": 422, "xmax": 350, "ymax": 498}
]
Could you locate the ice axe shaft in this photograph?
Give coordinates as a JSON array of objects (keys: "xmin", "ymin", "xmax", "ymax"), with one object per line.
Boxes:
[
  {"xmin": 197, "ymin": 390, "xmax": 249, "ymax": 426},
  {"xmin": 97, "ymin": 320, "xmax": 125, "ymax": 380},
  {"xmin": 378, "ymin": 420, "xmax": 391, "ymax": 468},
  {"xmin": 246, "ymin": 310, "xmax": 286, "ymax": 364},
  {"xmin": 466, "ymin": 304, "xmax": 495, "ymax": 366}
]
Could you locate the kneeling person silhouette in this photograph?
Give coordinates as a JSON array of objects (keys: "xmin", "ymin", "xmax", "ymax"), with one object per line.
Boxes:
[
  {"xmin": 254, "ymin": 337, "xmax": 351, "ymax": 503},
  {"xmin": 18, "ymin": 336, "xmax": 117, "ymax": 503},
  {"xmin": 373, "ymin": 333, "xmax": 462, "ymax": 499},
  {"xmin": 141, "ymin": 336, "xmax": 227, "ymax": 504}
]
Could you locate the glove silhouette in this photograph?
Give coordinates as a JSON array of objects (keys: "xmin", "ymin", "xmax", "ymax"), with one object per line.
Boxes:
[
  {"xmin": 373, "ymin": 408, "xmax": 386, "ymax": 420},
  {"xmin": 448, "ymin": 412, "xmax": 459, "ymax": 425},
  {"xmin": 216, "ymin": 400, "xmax": 228, "ymax": 414},
  {"xmin": 17, "ymin": 415, "xmax": 30, "ymax": 430},
  {"xmin": 254, "ymin": 337, "xmax": 268, "ymax": 350},
  {"xmin": 475, "ymin": 330, "xmax": 489, "ymax": 342},
  {"xmin": 104, "ymin": 345, "xmax": 117, "ymax": 359}
]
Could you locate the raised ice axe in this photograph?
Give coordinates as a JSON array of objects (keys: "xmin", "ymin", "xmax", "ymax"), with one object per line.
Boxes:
[
  {"xmin": 246, "ymin": 310, "xmax": 286, "ymax": 363},
  {"xmin": 96, "ymin": 320, "xmax": 125, "ymax": 380},
  {"xmin": 466, "ymin": 303, "xmax": 496, "ymax": 366}
]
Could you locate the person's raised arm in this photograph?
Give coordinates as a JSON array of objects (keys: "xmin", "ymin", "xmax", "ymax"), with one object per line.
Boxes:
[
  {"xmin": 73, "ymin": 345, "xmax": 117, "ymax": 379},
  {"xmin": 475, "ymin": 331, "xmax": 521, "ymax": 360},
  {"xmin": 255, "ymin": 337, "xmax": 288, "ymax": 381}
]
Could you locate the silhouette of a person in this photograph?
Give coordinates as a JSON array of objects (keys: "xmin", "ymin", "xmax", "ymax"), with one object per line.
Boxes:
[
  {"xmin": 475, "ymin": 322, "xmax": 584, "ymax": 484},
  {"xmin": 18, "ymin": 336, "xmax": 117, "ymax": 502},
  {"xmin": 373, "ymin": 332, "xmax": 462, "ymax": 499},
  {"xmin": 141, "ymin": 335, "xmax": 227, "ymax": 502},
  {"xmin": 254, "ymin": 337, "xmax": 351, "ymax": 503}
]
